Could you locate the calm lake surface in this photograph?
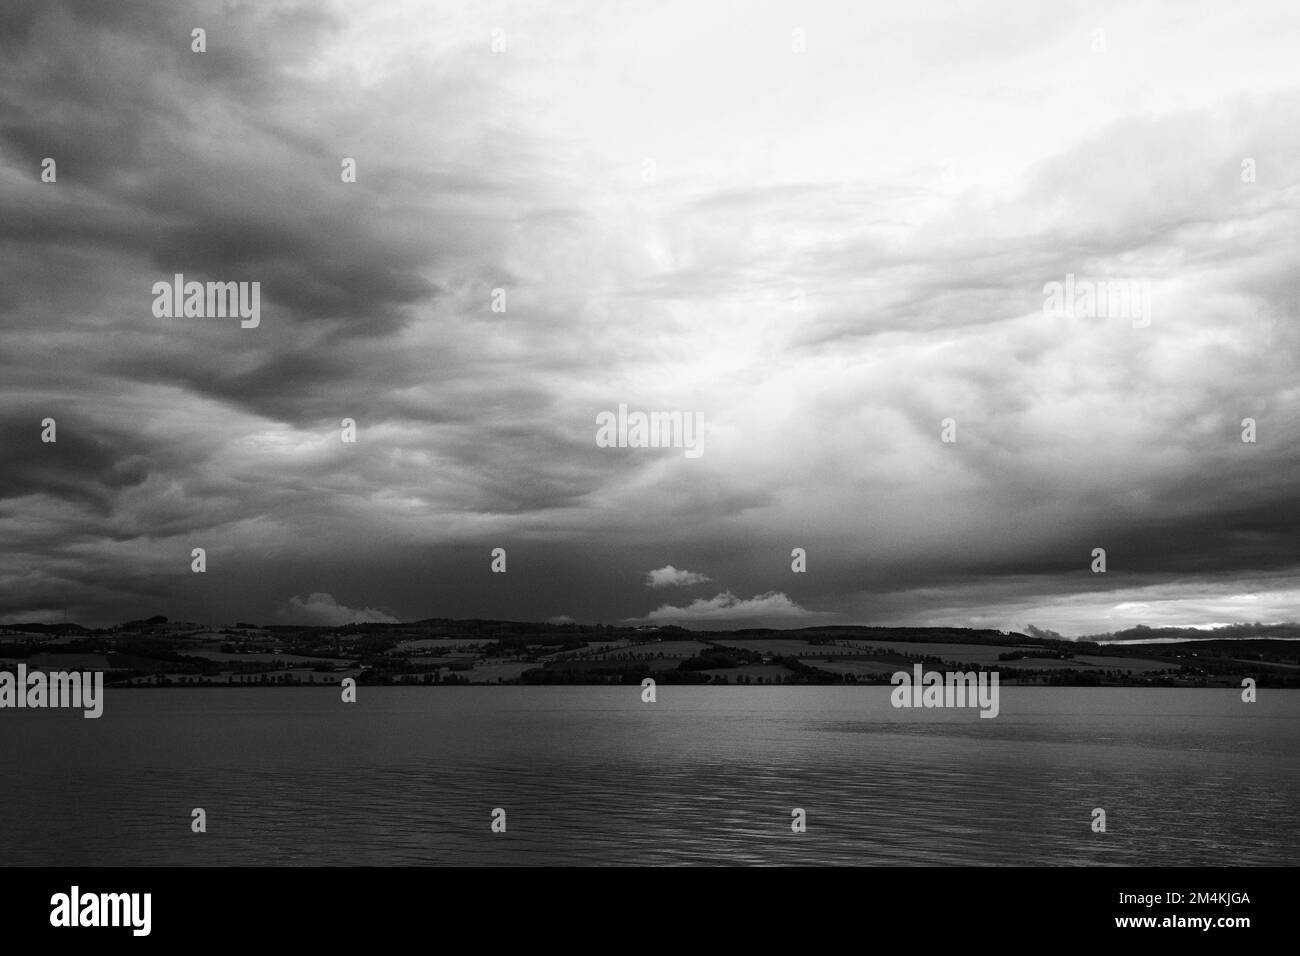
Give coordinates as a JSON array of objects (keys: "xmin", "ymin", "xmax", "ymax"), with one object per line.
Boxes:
[{"xmin": 1, "ymin": 686, "xmax": 1296, "ymax": 866}]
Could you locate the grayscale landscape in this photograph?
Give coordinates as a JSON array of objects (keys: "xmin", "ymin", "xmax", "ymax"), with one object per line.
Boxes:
[{"xmin": 1, "ymin": 0, "xmax": 1298, "ymax": 868}]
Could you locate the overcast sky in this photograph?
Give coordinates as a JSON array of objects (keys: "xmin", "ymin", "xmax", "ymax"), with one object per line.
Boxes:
[{"xmin": 1, "ymin": 0, "xmax": 1297, "ymax": 635}]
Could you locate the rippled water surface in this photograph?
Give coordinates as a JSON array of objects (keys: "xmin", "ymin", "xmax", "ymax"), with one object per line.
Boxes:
[{"xmin": 2, "ymin": 687, "xmax": 1296, "ymax": 865}]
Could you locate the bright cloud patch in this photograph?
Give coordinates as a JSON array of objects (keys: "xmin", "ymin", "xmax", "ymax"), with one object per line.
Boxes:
[
  {"xmin": 278, "ymin": 592, "xmax": 399, "ymax": 626},
  {"xmin": 645, "ymin": 566, "xmax": 712, "ymax": 588},
  {"xmin": 632, "ymin": 590, "xmax": 817, "ymax": 624}
]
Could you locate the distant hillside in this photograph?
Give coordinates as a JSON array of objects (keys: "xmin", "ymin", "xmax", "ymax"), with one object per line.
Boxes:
[
  {"xmin": 1084, "ymin": 623, "xmax": 1300, "ymax": 643},
  {"xmin": 0, "ymin": 621, "xmax": 91, "ymax": 635},
  {"xmin": 2, "ymin": 616, "xmax": 1296, "ymax": 688}
]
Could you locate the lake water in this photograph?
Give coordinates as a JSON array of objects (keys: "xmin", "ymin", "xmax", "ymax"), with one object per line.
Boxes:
[{"xmin": 1, "ymin": 686, "xmax": 1295, "ymax": 865}]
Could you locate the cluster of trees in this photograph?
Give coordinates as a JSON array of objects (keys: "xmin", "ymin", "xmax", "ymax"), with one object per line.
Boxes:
[
  {"xmin": 518, "ymin": 667, "xmax": 712, "ymax": 685},
  {"xmin": 998, "ymin": 650, "xmax": 1074, "ymax": 661},
  {"xmin": 677, "ymin": 647, "xmax": 763, "ymax": 671}
]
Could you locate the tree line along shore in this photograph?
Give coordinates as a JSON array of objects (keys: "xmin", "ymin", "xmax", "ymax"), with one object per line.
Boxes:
[{"xmin": 2, "ymin": 618, "xmax": 1297, "ymax": 688}]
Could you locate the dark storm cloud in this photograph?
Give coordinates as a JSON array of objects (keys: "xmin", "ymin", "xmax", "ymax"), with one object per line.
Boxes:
[
  {"xmin": 0, "ymin": 0, "xmax": 492, "ymax": 349},
  {"xmin": 0, "ymin": 408, "xmax": 132, "ymax": 512},
  {"xmin": 0, "ymin": 0, "xmax": 1297, "ymax": 632}
]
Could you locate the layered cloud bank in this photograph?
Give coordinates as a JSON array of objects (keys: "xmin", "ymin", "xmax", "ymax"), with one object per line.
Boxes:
[{"xmin": 1, "ymin": 0, "xmax": 1298, "ymax": 634}]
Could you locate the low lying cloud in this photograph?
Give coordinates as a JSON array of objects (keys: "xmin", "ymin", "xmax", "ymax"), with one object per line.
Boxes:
[
  {"xmin": 277, "ymin": 592, "xmax": 399, "ymax": 626},
  {"xmin": 1024, "ymin": 625, "xmax": 1065, "ymax": 641},
  {"xmin": 631, "ymin": 590, "xmax": 819, "ymax": 625},
  {"xmin": 645, "ymin": 565, "xmax": 711, "ymax": 589}
]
